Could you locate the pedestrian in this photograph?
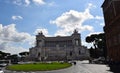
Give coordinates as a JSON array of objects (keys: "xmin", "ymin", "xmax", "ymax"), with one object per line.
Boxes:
[{"xmin": 73, "ymin": 62, "xmax": 76, "ymax": 65}]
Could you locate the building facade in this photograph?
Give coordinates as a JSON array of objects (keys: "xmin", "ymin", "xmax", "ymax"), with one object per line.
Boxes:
[
  {"xmin": 29, "ymin": 30, "xmax": 89, "ymax": 61},
  {"xmin": 102, "ymin": 0, "xmax": 120, "ymax": 62}
]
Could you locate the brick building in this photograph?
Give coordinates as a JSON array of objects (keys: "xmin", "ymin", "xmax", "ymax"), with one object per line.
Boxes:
[{"xmin": 102, "ymin": 0, "xmax": 120, "ymax": 62}]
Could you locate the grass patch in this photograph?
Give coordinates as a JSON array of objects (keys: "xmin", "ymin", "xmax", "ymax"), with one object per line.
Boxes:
[{"xmin": 6, "ymin": 62, "xmax": 72, "ymax": 71}]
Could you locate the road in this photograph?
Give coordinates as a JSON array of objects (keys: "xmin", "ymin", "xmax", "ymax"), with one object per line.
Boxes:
[{"xmin": 3, "ymin": 61, "xmax": 113, "ymax": 73}]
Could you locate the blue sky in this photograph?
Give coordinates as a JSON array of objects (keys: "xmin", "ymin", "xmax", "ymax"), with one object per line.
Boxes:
[{"xmin": 0, "ymin": 0, "xmax": 104, "ymax": 54}]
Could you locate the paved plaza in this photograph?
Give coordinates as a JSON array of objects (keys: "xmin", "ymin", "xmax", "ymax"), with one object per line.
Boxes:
[{"xmin": 4, "ymin": 61, "xmax": 113, "ymax": 73}]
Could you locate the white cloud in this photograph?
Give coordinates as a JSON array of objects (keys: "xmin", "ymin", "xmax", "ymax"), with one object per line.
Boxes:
[
  {"xmin": 0, "ymin": 24, "xmax": 30, "ymax": 42},
  {"xmin": 12, "ymin": 15, "xmax": 23, "ymax": 20},
  {"xmin": 82, "ymin": 41, "xmax": 92, "ymax": 48},
  {"xmin": 50, "ymin": 3, "xmax": 95, "ymax": 36},
  {"xmin": 34, "ymin": 28, "xmax": 51, "ymax": 36},
  {"xmin": 87, "ymin": 32, "xmax": 103, "ymax": 36},
  {"xmin": 2, "ymin": 45, "xmax": 29, "ymax": 54},
  {"xmin": 13, "ymin": 0, "xmax": 22, "ymax": 6},
  {"xmin": 0, "ymin": 24, "xmax": 2, "ymax": 34},
  {"xmin": 94, "ymin": 16, "xmax": 104, "ymax": 20},
  {"xmin": 27, "ymin": 36, "xmax": 36, "ymax": 47},
  {"xmin": 48, "ymin": 2, "xmax": 56, "ymax": 6},
  {"xmin": 0, "ymin": 24, "xmax": 35, "ymax": 54},
  {"xmin": 100, "ymin": 23, "xmax": 105, "ymax": 26},
  {"xmin": 87, "ymin": 3, "xmax": 96, "ymax": 9},
  {"xmin": 0, "ymin": 24, "xmax": 53, "ymax": 54},
  {"xmin": 13, "ymin": 0, "xmax": 30, "ymax": 6},
  {"xmin": 25, "ymin": 0, "xmax": 30, "ymax": 6},
  {"xmin": 12, "ymin": 0, "xmax": 51, "ymax": 6},
  {"xmin": 33, "ymin": 0, "xmax": 46, "ymax": 5}
]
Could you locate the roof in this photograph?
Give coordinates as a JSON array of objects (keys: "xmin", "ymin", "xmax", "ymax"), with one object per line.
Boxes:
[{"xmin": 45, "ymin": 36, "xmax": 73, "ymax": 41}]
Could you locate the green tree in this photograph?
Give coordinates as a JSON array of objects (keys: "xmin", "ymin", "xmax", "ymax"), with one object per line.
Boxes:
[
  {"xmin": 19, "ymin": 52, "xmax": 29, "ymax": 57},
  {"xmin": 8, "ymin": 54, "xmax": 19, "ymax": 64},
  {"xmin": 86, "ymin": 33, "xmax": 107, "ymax": 59},
  {"xmin": 0, "ymin": 51, "xmax": 11, "ymax": 60},
  {"xmin": 97, "ymin": 33, "xmax": 107, "ymax": 59},
  {"xmin": 86, "ymin": 34, "xmax": 98, "ymax": 49},
  {"xmin": 19, "ymin": 52, "xmax": 29, "ymax": 61}
]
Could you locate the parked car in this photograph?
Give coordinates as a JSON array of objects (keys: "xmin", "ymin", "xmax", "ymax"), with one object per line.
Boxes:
[
  {"xmin": 69, "ymin": 61, "xmax": 77, "ymax": 65},
  {"xmin": 0, "ymin": 68, "xmax": 4, "ymax": 73},
  {"xmin": 92, "ymin": 57, "xmax": 105, "ymax": 64},
  {"xmin": 0, "ymin": 60, "xmax": 9, "ymax": 67},
  {"xmin": 0, "ymin": 63, "xmax": 7, "ymax": 67}
]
